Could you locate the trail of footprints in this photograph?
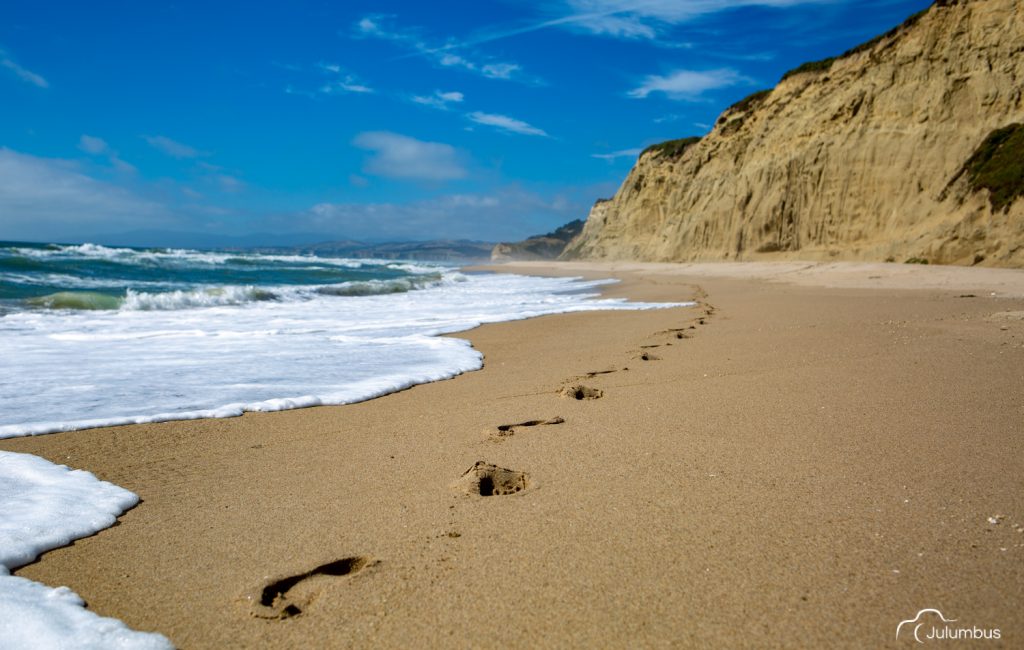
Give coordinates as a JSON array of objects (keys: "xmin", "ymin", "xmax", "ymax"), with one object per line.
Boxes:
[
  {"xmin": 466, "ymin": 298, "xmax": 715, "ymax": 498},
  {"xmin": 247, "ymin": 299, "xmax": 715, "ymax": 621}
]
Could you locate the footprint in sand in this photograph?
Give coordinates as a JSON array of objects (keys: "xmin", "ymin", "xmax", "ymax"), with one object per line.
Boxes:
[
  {"xmin": 248, "ymin": 556, "xmax": 372, "ymax": 619},
  {"xmin": 453, "ymin": 462, "xmax": 530, "ymax": 496},
  {"xmin": 489, "ymin": 416, "xmax": 564, "ymax": 440},
  {"xmin": 584, "ymin": 368, "xmax": 621, "ymax": 377},
  {"xmin": 558, "ymin": 383, "xmax": 604, "ymax": 400},
  {"xmin": 657, "ymin": 327, "xmax": 691, "ymax": 340},
  {"xmin": 633, "ymin": 351, "xmax": 661, "ymax": 361}
]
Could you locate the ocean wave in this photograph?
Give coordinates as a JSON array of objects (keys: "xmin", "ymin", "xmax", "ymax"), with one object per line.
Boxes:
[
  {"xmin": 4, "ymin": 243, "xmax": 441, "ymax": 272},
  {"xmin": 26, "ymin": 292, "xmax": 124, "ymax": 310},
  {"xmin": 0, "ymin": 272, "xmax": 186, "ymax": 290},
  {"xmin": 121, "ymin": 286, "xmax": 279, "ymax": 310},
  {"xmin": 315, "ymin": 273, "xmax": 444, "ymax": 296}
]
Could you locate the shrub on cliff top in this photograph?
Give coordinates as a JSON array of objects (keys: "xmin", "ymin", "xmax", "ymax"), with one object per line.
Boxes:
[
  {"xmin": 780, "ymin": 2, "xmax": 936, "ymax": 81},
  {"xmin": 727, "ymin": 89, "xmax": 772, "ymax": 114},
  {"xmin": 962, "ymin": 123, "xmax": 1024, "ymax": 213},
  {"xmin": 780, "ymin": 57, "xmax": 836, "ymax": 81},
  {"xmin": 640, "ymin": 136, "xmax": 701, "ymax": 160}
]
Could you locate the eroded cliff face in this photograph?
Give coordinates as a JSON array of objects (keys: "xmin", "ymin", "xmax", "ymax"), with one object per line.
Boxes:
[{"xmin": 563, "ymin": 0, "xmax": 1024, "ymax": 266}]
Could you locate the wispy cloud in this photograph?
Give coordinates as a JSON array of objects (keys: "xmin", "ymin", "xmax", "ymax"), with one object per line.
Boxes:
[
  {"xmin": 550, "ymin": 0, "xmax": 827, "ymax": 40},
  {"xmin": 653, "ymin": 113, "xmax": 684, "ymax": 123},
  {"xmin": 284, "ymin": 84, "xmax": 317, "ymax": 99},
  {"xmin": 79, "ymin": 134, "xmax": 137, "ymax": 173},
  {"xmin": 213, "ymin": 174, "xmax": 245, "ymax": 193},
  {"xmin": 467, "ymin": 112, "xmax": 549, "ymax": 137},
  {"xmin": 144, "ymin": 135, "xmax": 207, "ymax": 159},
  {"xmin": 316, "ymin": 62, "xmax": 374, "ymax": 94},
  {"xmin": 628, "ymin": 68, "xmax": 743, "ymax": 99},
  {"xmin": 592, "ymin": 148, "xmax": 641, "ymax": 161},
  {"xmin": 419, "ymin": 0, "xmax": 826, "ymax": 55},
  {"xmin": 353, "ymin": 15, "xmax": 533, "ymax": 83},
  {"xmin": 78, "ymin": 135, "xmax": 109, "ymax": 155},
  {"xmin": 0, "ymin": 50, "xmax": 49, "ymax": 88},
  {"xmin": 479, "ymin": 62, "xmax": 521, "ymax": 80},
  {"xmin": 320, "ymin": 76, "xmax": 374, "ymax": 94},
  {"xmin": 412, "ymin": 89, "xmax": 465, "ymax": 110},
  {"xmin": 353, "ymin": 131, "xmax": 468, "ymax": 181}
]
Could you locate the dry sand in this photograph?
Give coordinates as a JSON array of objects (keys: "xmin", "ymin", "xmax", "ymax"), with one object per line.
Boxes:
[{"xmin": 2, "ymin": 261, "xmax": 1023, "ymax": 648}]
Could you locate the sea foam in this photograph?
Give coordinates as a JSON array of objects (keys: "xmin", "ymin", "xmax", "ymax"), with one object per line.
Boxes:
[
  {"xmin": 0, "ymin": 271, "xmax": 686, "ymax": 438},
  {"xmin": 0, "ymin": 451, "xmax": 173, "ymax": 649}
]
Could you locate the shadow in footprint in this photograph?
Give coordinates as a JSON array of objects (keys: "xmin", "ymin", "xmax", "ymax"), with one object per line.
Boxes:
[
  {"xmin": 659, "ymin": 328, "xmax": 690, "ymax": 340},
  {"xmin": 634, "ymin": 352, "xmax": 661, "ymax": 361},
  {"xmin": 491, "ymin": 416, "xmax": 564, "ymax": 439},
  {"xmin": 558, "ymin": 384, "xmax": 603, "ymax": 400},
  {"xmin": 453, "ymin": 462, "xmax": 530, "ymax": 496},
  {"xmin": 249, "ymin": 556, "xmax": 371, "ymax": 619}
]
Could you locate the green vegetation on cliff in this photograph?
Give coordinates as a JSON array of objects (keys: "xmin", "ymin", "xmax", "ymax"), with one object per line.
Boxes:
[
  {"xmin": 727, "ymin": 89, "xmax": 772, "ymax": 114},
  {"xmin": 780, "ymin": 2, "xmax": 940, "ymax": 81},
  {"xmin": 962, "ymin": 123, "xmax": 1024, "ymax": 212},
  {"xmin": 640, "ymin": 136, "xmax": 701, "ymax": 160},
  {"xmin": 780, "ymin": 58, "xmax": 836, "ymax": 81}
]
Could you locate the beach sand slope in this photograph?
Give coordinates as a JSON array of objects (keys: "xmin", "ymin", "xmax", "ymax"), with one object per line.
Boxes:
[{"xmin": 2, "ymin": 262, "xmax": 1022, "ymax": 648}]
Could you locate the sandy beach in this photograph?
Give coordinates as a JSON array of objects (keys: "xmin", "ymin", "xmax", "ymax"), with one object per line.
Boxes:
[{"xmin": 2, "ymin": 261, "xmax": 1023, "ymax": 648}]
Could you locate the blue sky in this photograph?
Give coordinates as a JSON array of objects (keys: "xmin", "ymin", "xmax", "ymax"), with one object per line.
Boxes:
[{"xmin": 1, "ymin": 0, "xmax": 931, "ymax": 247}]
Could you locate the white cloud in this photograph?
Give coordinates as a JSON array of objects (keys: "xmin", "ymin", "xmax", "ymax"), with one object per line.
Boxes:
[
  {"xmin": 628, "ymin": 68, "xmax": 743, "ymax": 99},
  {"xmin": 0, "ymin": 148, "xmax": 173, "ymax": 239},
  {"xmin": 352, "ymin": 131, "xmax": 467, "ymax": 181},
  {"xmin": 78, "ymin": 135, "xmax": 109, "ymax": 155},
  {"xmin": 412, "ymin": 89, "xmax": 465, "ymax": 110},
  {"xmin": 592, "ymin": 148, "xmax": 641, "ymax": 160},
  {"xmin": 355, "ymin": 16, "xmax": 386, "ymax": 36},
  {"xmin": 144, "ymin": 135, "xmax": 207, "ymax": 158},
  {"xmin": 480, "ymin": 63, "xmax": 521, "ymax": 80},
  {"xmin": 314, "ymin": 63, "xmax": 374, "ymax": 94},
  {"xmin": 467, "ymin": 112, "xmax": 549, "ymax": 137},
  {"xmin": 0, "ymin": 51, "xmax": 48, "ymax": 88},
  {"xmin": 437, "ymin": 90, "xmax": 465, "ymax": 103},
  {"xmin": 320, "ymin": 76, "xmax": 374, "ymax": 94}
]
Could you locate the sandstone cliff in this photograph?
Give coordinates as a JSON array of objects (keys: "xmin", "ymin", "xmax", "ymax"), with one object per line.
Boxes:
[
  {"xmin": 563, "ymin": 0, "xmax": 1024, "ymax": 267},
  {"xmin": 491, "ymin": 219, "xmax": 585, "ymax": 261}
]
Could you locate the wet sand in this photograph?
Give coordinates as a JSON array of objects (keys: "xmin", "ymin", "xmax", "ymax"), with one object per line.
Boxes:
[{"xmin": 2, "ymin": 261, "xmax": 1023, "ymax": 648}]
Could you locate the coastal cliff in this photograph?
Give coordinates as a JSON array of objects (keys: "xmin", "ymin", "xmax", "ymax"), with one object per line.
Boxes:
[{"xmin": 563, "ymin": 0, "xmax": 1024, "ymax": 266}]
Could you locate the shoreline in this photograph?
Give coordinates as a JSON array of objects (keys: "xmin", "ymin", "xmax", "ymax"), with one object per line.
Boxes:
[{"xmin": 2, "ymin": 261, "xmax": 1022, "ymax": 647}]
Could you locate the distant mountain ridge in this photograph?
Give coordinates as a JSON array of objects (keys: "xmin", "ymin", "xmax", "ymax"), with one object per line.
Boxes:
[
  {"xmin": 563, "ymin": 0, "xmax": 1024, "ymax": 267},
  {"xmin": 248, "ymin": 239, "xmax": 496, "ymax": 262},
  {"xmin": 491, "ymin": 220, "xmax": 585, "ymax": 261}
]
